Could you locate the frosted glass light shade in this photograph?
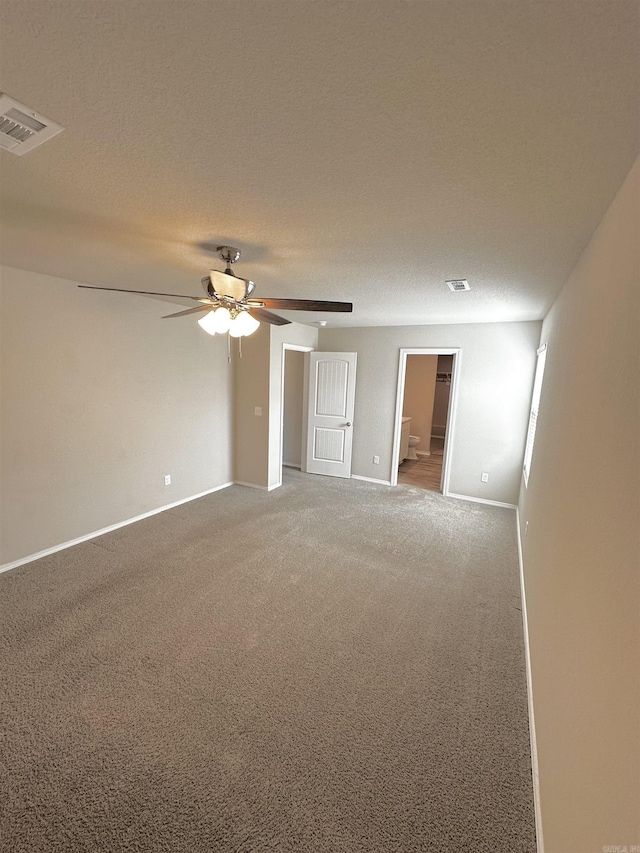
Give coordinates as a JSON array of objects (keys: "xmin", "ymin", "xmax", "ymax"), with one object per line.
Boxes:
[
  {"xmin": 197, "ymin": 310, "xmax": 218, "ymax": 335},
  {"xmin": 228, "ymin": 316, "xmax": 243, "ymax": 338},
  {"xmin": 230, "ymin": 311, "xmax": 260, "ymax": 338},
  {"xmin": 211, "ymin": 307, "xmax": 231, "ymax": 333},
  {"xmin": 239, "ymin": 312, "xmax": 260, "ymax": 336}
]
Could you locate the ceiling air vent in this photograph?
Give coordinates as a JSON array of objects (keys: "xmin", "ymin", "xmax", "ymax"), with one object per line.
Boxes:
[
  {"xmin": 446, "ymin": 279, "xmax": 470, "ymax": 292},
  {"xmin": 0, "ymin": 94, "xmax": 64, "ymax": 156}
]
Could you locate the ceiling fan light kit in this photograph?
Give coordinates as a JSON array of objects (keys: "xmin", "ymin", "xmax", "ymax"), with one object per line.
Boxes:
[
  {"xmin": 197, "ymin": 307, "xmax": 226, "ymax": 335},
  {"xmin": 229, "ymin": 311, "xmax": 260, "ymax": 337},
  {"xmin": 78, "ymin": 245, "xmax": 352, "ymax": 350}
]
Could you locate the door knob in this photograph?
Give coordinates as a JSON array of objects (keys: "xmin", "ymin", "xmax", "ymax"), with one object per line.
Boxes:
[{"xmin": 345, "ymin": 422, "xmax": 352, "ymax": 427}]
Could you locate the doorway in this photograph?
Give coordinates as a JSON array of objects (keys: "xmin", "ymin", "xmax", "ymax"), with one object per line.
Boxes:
[
  {"xmin": 391, "ymin": 348, "xmax": 460, "ymax": 493},
  {"xmin": 280, "ymin": 344, "xmax": 314, "ymax": 481}
]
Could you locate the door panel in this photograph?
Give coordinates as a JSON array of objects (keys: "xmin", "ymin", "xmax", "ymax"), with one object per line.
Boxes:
[
  {"xmin": 305, "ymin": 352, "xmax": 357, "ymax": 478},
  {"xmin": 313, "ymin": 427, "xmax": 345, "ymax": 463},
  {"xmin": 316, "ymin": 360, "xmax": 349, "ymax": 417}
]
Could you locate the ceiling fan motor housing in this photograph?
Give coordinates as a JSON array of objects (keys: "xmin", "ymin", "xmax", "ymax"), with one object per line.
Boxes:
[
  {"xmin": 205, "ymin": 271, "xmax": 256, "ymax": 303},
  {"xmin": 202, "ymin": 247, "xmax": 256, "ymax": 302}
]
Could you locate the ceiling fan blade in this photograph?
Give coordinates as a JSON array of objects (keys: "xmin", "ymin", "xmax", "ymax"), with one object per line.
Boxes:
[
  {"xmin": 248, "ymin": 307, "xmax": 291, "ymax": 326},
  {"xmin": 162, "ymin": 305, "xmax": 213, "ymax": 319},
  {"xmin": 78, "ymin": 285, "xmax": 206, "ymax": 301},
  {"xmin": 246, "ymin": 298, "xmax": 352, "ymax": 313}
]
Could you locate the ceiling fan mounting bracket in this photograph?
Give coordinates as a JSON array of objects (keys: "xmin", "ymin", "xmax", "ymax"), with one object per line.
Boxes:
[{"xmin": 216, "ymin": 246, "xmax": 241, "ymax": 265}]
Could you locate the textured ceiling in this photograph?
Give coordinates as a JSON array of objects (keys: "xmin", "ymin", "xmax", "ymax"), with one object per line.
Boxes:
[{"xmin": 0, "ymin": 0, "xmax": 638, "ymax": 326}]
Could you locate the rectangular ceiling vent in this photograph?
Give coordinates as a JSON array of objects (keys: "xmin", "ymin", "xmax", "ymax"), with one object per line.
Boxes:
[
  {"xmin": 446, "ymin": 279, "xmax": 470, "ymax": 292},
  {"xmin": 0, "ymin": 94, "xmax": 64, "ymax": 156}
]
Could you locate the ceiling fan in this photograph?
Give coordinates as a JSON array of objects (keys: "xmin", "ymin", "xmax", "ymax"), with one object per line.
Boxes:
[{"xmin": 78, "ymin": 246, "xmax": 352, "ymax": 338}]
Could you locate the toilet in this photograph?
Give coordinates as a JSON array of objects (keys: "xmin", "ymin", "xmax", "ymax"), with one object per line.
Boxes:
[
  {"xmin": 406, "ymin": 434, "xmax": 421, "ymax": 460},
  {"xmin": 399, "ymin": 417, "xmax": 423, "ymax": 464}
]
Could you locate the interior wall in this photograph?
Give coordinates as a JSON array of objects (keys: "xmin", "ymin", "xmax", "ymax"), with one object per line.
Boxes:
[
  {"xmin": 282, "ymin": 349, "xmax": 305, "ymax": 467},
  {"xmin": 519, "ymin": 157, "xmax": 640, "ymax": 853},
  {"xmin": 234, "ymin": 323, "xmax": 271, "ymax": 488},
  {"xmin": 402, "ymin": 355, "xmax": 437, "ymax": 451},
  {"xmin": 0, "ymin": 265, "xmax": 233, "ymax": 566},
  {"xmin": 318, "ymin": 322, "xmax": 540, "ymax": 504}
]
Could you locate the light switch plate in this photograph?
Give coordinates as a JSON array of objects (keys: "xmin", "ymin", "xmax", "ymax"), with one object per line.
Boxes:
[{"xmin": 254, "ymin": 406, "xmax": 262, "ymax": 416}]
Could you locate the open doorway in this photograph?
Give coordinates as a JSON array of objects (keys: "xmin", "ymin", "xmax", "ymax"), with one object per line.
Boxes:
[
  {"xmin": 391, "ymin": 348, "xmax": 460, "ymax": 493},
  {"xmin": 280, "ymin": 345, "xmax": 313, "ymax": 478}
]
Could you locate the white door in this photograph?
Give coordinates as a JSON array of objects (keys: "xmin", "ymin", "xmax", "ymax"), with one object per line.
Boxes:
[{"xmin": 304, "ymin": 352, "xmax": 357, "ymax": 478}]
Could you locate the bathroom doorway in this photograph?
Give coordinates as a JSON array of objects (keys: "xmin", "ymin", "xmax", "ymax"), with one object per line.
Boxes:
[{"xmin": 391, "ymin": 348, "xmax": 460, "ymax": 493}]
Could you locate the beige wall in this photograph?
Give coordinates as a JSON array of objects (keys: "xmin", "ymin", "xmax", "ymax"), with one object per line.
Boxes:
[
  {"xmin": 319, "ymin": 322, "xmax": 540, "ymax": 503},
  {"xmin": 233, "ymin": 323, "xmax": 271, "ymax": 488},
  {"xmin": 519, "ymin": 157, "xmax": 640, "ymax": 852},
  {"xmin": 403, "ymin": 355, "xmax": 437, "ymax": 451},
  {"xmin": 0, "ymin": 266, "xmax": 233, "ymax": 566},
  {"xmin": 282, "ymin": 349, "xmax": 305, "ymax": 467}
]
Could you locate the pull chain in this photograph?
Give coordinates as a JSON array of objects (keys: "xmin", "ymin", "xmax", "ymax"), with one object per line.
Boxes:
[
  {"xmin": 238, "ymin": 336, "xmax": 243, "ymax": 358},
  {"xmin": 227, "ymin": 333, "xmax": 231, "ymax": 363}
]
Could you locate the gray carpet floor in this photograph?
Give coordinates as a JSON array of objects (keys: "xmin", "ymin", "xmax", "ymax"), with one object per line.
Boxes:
[{"xmin": 0, "ymin": 471, "xmax": 536, "ymax": 852}]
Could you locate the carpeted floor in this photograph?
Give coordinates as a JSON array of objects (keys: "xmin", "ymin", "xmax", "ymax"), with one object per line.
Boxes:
[{"xmin": 0, "ymin": 471, "xmax": 536, "ymax": 852}]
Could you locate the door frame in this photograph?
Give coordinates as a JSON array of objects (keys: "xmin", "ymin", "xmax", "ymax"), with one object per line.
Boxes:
[
  {"xmin": 390, "ymin": 348, "xmax": 462, "ymax": 494},
  {"xmin": 278, "ymin": 343, "xmax": 314, "ymax": 485}
]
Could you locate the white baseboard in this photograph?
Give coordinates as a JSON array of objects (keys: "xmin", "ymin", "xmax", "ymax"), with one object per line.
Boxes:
[
  {"xmin": 0, "ymin": 481, "xmax": 235, "ymax": 575},
  {"xmin": 446, "ymin": 492, "xmax": 517, "ymax": 510},
  {"xmin": 415, "ymin": 450, "xmax": 431, "ymax": 457},
  {"xmin": 282, "ymin": 463, "xmax": 301, "ymax": 470},
  {"xmin": 516, "ymin": 509, "xmax": 544, "ymax": 853},
  {"xmin": 351, "ymin": 474, "xmax": 392, "ymax": 486},
  {"xmin": 234, "ymin": 480, "xmax": 280, "ymax": 491}
]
